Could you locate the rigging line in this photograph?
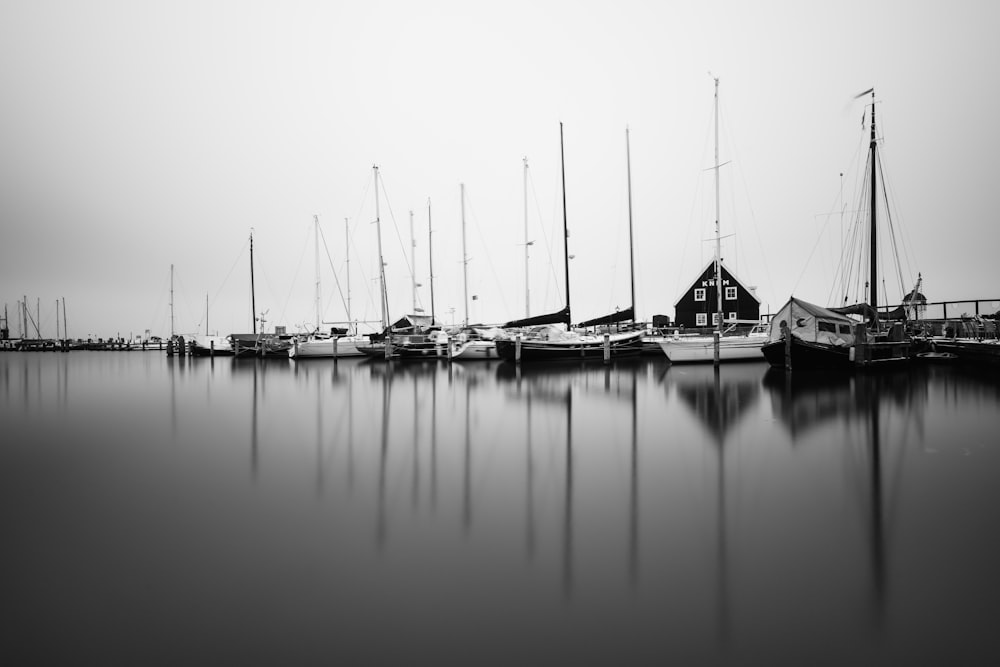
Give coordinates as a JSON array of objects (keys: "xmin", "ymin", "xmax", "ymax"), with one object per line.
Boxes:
[
  {"xmin": 720, "ymin": 94, "xmax": 787, "ymax": 312},
  {"xmin": 278, "ymin": 224, "xmax": 312, "ymax": 328},
  {"xmin": 464, "ymin": 188, "xmax": 512, "ymax": 321},
  {"xmin": 675, "ymin": 100, "xmax": 714, "ymax": 306},
  {"xmin": 347, "ymin": 175, "xmax": 378, "ymax": 321},
  {"xmin": 317, "ymin": 223, "xmax": 350, "ymax": 321},
  {"xmin": 527, "ymin": 163, "xmax": 560, "ymax": 311},
  {"xmin": 172, "ymin": 269, "xmax": 201, "ymax": 334},
  {"xmin": 528, "ymin": 163, "xmax": 555, "ymax": 312},
  {"xmin": 375, "ymin": 172, "xmax": 415, "ymax": 282},
  {"xmin": 147, "ymin": 268, "xmax": 171, "ymax": 335},
  {"xmin": 878, "ymin": 149, "xmax": 917, "ymax": 292},
  {"xmin": 208, "ymin": 234, "xmax": 251, "ymax": 315}
]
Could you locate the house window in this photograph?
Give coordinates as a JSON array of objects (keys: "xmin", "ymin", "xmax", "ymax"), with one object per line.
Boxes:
[
  {"xmin": 712, "ymin": 313, "xmax": 720, "ymax": 326},
  {"xmin": 728, "ymin": 312, "xmax": 737, "ymax": 322},
  {"xmin": 696, "ymin": 313, "xmax": 708, "ymax": 326},
  {"xmin": 694, "ymin": 288, "xmax": 706, "ymax": 302},
  {"xmin": 725, "ymin": 286, "xmax": 737, "ymax": 301}
]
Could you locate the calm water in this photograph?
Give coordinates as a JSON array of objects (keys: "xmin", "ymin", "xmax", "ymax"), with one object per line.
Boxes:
[{"xmin": 3, "ymin": 352, "xmax": 1000, "ymax": 665}]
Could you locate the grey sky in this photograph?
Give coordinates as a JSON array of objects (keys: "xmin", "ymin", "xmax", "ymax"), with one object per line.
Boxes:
[{"xmin": 2, "ymin": 0, "xmax": 997, "ymax": 339}]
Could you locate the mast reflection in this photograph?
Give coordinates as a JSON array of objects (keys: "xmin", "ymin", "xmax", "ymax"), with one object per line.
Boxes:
[
  {"xmin": 666, "ymin": 363, "xmax": 763, "ymax": 644},
  {"xmin": 763, "ymin": 366, "xmax": 928, "ymax": 625}
]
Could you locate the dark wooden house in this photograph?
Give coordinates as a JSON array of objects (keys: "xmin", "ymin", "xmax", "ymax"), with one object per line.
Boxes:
[{"xmin": 673, "ymin": 260, "xmax": 761, "ymax": 328}]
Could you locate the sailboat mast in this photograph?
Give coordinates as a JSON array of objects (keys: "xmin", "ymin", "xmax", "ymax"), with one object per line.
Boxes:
[
  {"xmin": 374, "ymin": 165, "xmax": 388, "ymax": 331},
  {"xmin": 345, "ymin": 217, "xmax": 352, "ymax": 331},
  {"xmin": 250, "ymin": 231, "xmax": 257, "ymax": 335},
  {"xmin": 868, "ymin": 89, "xmax": 879, "ymax": 323},
  {"xmin": 524, "ymin": 156, "xmax": 531, "ymax": 318},
  {"xmin": 626, "ymin": 127, "xmax": 636, "ymax": 320},
  {"xmin": 170, "ymin": 264, "xmax": 174, "ymax": 338},
  {"xmin": 713, "ymin": 76, "xmax": 723, "ymax": 335},
  {"xmin": 409, "ymin": 210, "xmax": 417, "ymax": 315},
  {"xmin": 427, "ymin": 198, "xmax": 436, "ymax": 325},
  {"xmin": 560, "ymin": 122, "xmax": 571, "ymax": 326},
  {"xmin": 62, "ymin": 297, "xmax": 67, "ymax": 342},
  {"xmin": 315, "ymin": 214, "xmax": 321, "ymax": 331},
  {"xmin": 461, "ymin": 183, "xmax": 469, "ymax": 328}
]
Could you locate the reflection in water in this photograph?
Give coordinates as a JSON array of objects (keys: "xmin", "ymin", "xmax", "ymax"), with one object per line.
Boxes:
[
  {"xmin": 3, "ymin": 353, "xmax": 1000, "ymax": 665},
  {"xmin": 763, "ymin": 366, "xmax": 930, "ymax": 630}
]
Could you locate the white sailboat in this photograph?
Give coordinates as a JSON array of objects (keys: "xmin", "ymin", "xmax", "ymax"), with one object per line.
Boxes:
[
  {"xmin": 448, "ymin": 182, "xmax": 503, "ymax": 360},
  {"xmin": 290, "ymin": 215, "xmax": 366, "ymax": 358},
  {"xmin": 659, "ymin": 77, "xmax": 766, "ymax": 364}
]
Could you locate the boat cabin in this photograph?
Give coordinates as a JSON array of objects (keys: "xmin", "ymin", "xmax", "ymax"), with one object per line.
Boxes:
[
  {"xmin": 673, "ymin": 260, "xmax": 761, "ymax": 328},
  {"xmin": 766, "ymin": 297, "xmax": 857, "ymax": 347}
]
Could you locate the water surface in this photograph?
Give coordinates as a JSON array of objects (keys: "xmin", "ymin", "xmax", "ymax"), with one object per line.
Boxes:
[{"xmin": 3, "ymin": 352, "xmax": 999, "ymax": 665}]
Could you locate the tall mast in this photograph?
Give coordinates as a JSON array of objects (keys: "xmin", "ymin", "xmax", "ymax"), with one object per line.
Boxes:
[
  {"xmin": 626, "ymin": 127, "xmax": 636, "ymax": 320},
  {"xmin": 410, "ymin": 211, "xmax": 419, "ymax": 313},
  {"xmin": 410, "ymin": 210, "xmax": 418, "ymax": 314},
  {"xmin": 560, "ymin": 122, "xmax": 571, "ymax": 326},
  {"xmin": 523, "ymin": 156, "xmax": 531, "ymax": 318},
  {"xmin": 374, "ymin": 165, "xmax": 388, "ymax": 331},
  {"xmin": 713, "ymin": 76, "xmax": 723, "ymax": 336},
  {"xmin": 314, "ymin": 214, "xmax": 321, "ymax": 331},
  {"xmin": 250, "ymin": 231, "xmax": 257, "ymax": 335},
  {"xmin": 460, "ymin": 183, "xmax": 469, "ymax": 328},
  {"xmin": 56, "ymin": 300, "xmax": 60, "ymax": 340},
  {"xmin": 169, "ymin": 265, "xmax": 175, "ymax": 338},
  {"xmin": 427, "ymin": 198, "xmax": 436, "ymax": 325},
  {"xmin": 868, "ymin": 88, "xmax": 879, "ymax": 323},
  {"xmin": 345, "ymin": 217, "xmax": 352, "ymax": 332},
  {"xmin": 62, "ymin": 297, "xmax": 67, "ymax": 341}
]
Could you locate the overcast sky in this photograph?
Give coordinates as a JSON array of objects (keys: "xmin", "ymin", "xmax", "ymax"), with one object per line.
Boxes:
[{"xmin": 2, "ymin": 0, "xmax": 997, "ymax": 339}]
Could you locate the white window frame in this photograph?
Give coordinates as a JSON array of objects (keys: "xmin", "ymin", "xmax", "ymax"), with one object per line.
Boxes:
[
  {"xmin": 728, "ymin": 311, "xmax": 737, "ymax": 322},
  {"xmin": 696, "ymin": 313, "xmax": 708, "ymax": 326},
  {"xmin": 725, "ymin": 286, "xmax": 737, "ymax": 301},
  {"xmin": 711, "ymin": 313, "xmax": 720, "ymax": 326},
  {"xmin": 694, "ymin": 288, "xmax": 706, "ymax": 302}
]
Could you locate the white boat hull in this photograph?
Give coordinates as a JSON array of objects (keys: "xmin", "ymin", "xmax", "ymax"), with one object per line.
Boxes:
[
  {"xmin": 450, "ymin": 339, "xmax": 500, "ymax": 360},
  {"xmin": 659, "ymin": 335, "xmax": 766, "ymax": 363},
  {"xmin": 289, "ymin": 337, "xmax": 365, "ymax": 358}
]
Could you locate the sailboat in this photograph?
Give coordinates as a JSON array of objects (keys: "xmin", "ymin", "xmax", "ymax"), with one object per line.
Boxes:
[
  {"xmin": 354, "ymin": 167, "xmax": 449, "ymax": 361},
  {"xmin": 290, "ymin": 216, "xmax": 366, "ymax": 358},
  {"xmin": 762, "ymin": 88, "xmax": 912, "ymax": 370},
  {"xmin": 189, "ymin": 294, "xmax": 235, "ymax": 356},
  {"xmin": 495, "ymin": 123, "xmax": 645, "ymax": 363},
  {"xmin": 659, "ymin": 77, "xmax": 766, "ymax": 364},
  {"xmin": 448, "ymin": 183, "xmax": 504, "ymax": 360}
]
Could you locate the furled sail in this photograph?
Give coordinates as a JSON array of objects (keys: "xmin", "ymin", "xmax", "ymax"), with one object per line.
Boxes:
[
  {"xmin": 503, "ymin": 306, "xmax": 571, "ymax": 329},
  {"xmin": 575, "ymin": 306, "xmax": 634, "ymax": 328}
]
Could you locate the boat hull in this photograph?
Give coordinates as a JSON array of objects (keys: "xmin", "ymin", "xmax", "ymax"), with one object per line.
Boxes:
[
  {"xmin": 289, "ymin": 337, "xmax": 365, "ymax": 358},
  {"xmin": 659, "ymin": 335, "xmax": 765, "ymax": 363},
  {"xmin": 495, "ymin": 331, "xmax": 644, "ymax": 363},
  {"xmin": 762, "ymin": 337, "xmax": 853, "ymax": 370},
  {"xmin": 450, "ymin": 340, "xmax": 501, "ymax": 360},
  {"xmin": 927, "ymin": 338, "xmax": 1000, "ymax": 365}
]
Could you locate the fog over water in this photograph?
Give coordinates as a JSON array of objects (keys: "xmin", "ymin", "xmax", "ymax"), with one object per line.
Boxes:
[
  {"xmin": 3, "ymin": 352, "xmax": 1000, "ymax": 665},
  {"xmin": 3, "ymin": 1, "xmax": 999, "ymax": 339}
]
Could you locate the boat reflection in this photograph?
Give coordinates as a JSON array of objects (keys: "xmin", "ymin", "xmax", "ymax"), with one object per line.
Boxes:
[{"xmin": 763, "ymin": 365, "xmax": 929, "ymax": 624}]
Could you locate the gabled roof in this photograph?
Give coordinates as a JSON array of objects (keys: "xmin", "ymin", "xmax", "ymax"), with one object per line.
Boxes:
[{"xmin": 673, "ymin": 259, "xmax": 762, "ymax": 307}]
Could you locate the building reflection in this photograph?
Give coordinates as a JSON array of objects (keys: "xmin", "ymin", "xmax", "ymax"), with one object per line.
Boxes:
[{"xmin": 664, "ymin": 363, "xmax": 765, "ymax": 645}]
